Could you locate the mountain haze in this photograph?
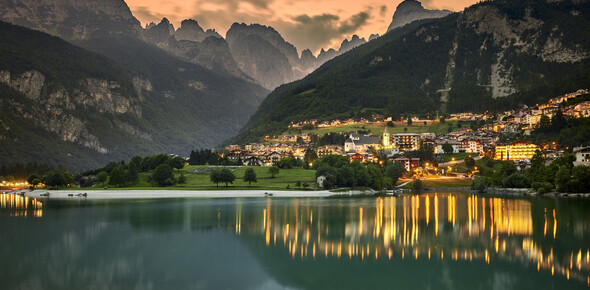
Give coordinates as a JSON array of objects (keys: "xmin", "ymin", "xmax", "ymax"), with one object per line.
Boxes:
[{"xmin": 0, "ymin": 0, "xmax": 268, "ymax": 170}]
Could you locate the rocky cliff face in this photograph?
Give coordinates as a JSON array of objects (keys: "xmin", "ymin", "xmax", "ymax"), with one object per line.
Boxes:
[
  {"xmin": 0, "ymin": 0, "xmax": 141, "ymax": 38},
  {"xmin": 0, "ymin": 69, "xmax": 143, "ymax": 154},
  {"xmin": 175, "ymin": 19, "xmax": 222, "ymax": 43},
  {"xmin": 387, "ymin": 0, "xmax": 452, "ymax": 32},
  {"xmin": 142, "ymin": 18, "xmax": 246, "ymax": 79},
  {"xmin": 226, "ymin": 23, "xmax": 307, "ymax": 90}
]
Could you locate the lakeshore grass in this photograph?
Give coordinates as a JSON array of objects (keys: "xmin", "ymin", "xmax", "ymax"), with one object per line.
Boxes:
[{"xmin": 81, "ymin": 165, "xmax": 318, "ymax": 190}]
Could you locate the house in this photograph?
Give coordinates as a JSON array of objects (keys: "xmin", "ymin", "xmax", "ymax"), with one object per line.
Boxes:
[
  {"xmin": 436, "ymin": 140, "xmax": 460, "ymax": 154},
  {"xmin": 390, "ymin": 156, "xmax": 420, "ymax": 172},
  {"xmin": 495, "ymin": 141, "xmax": 540, "ymax": 161},
  {"xmin": 573, "ymin": 146, "xmax": 590, "ymax": 164},
  {"xmin": 347, "ymin": 152, "xmax": 379, "ymax": 163},
  {"xmin": 262, "ymin": 151, "xmax": 284, "ymax": 166},
  {"xmin": 225, "ymin": 145, "xmax": 241, "ymax": 151},
  {"xmin": 244, "ymin": 156, "xmax": 262, "ymax": 166},
  {"xmin": 317, "ymin": 145, "xmax": 343, "ymax": 157},
  {"xmin": 344, "ymin": 134, "xmax": 381, "ymax": 152},
  {"xmin": 392, "ymin": 133, "xmax": 420, "ymax": 151},
  {"xmin": 245, "ymin": 143, "xmax": 265, "ymax": 151}
]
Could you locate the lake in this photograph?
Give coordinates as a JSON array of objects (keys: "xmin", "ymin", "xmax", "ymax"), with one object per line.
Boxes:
[{"xmin": 1, "ymin": 192, "xmax": 590, "ymax": 289}]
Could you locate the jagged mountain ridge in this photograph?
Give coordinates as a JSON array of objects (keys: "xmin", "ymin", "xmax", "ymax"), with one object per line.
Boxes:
[
  {"xmin": 227, "ymin": 0, "xmax": 590, "ymax": 145},
  {"xmin": 0, "ymin": 0, "xmax": 269, "ymax": 170}
]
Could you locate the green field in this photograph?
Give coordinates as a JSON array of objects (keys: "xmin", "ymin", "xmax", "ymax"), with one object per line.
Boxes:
[
  {"xmin": 282, "ymin": 121, "xmax": 469, "ymax": 137},
  {"xmin": 89, "ymin": 165, "xmax": 318, "ymax": 190}
]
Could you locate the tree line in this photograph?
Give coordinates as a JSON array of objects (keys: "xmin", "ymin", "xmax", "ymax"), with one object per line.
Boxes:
[
  {"xmin": 473, "ymin": 151, "xmax": 590, "ymax": 193},
  {"xmin": 312, "ymin": 155, "xmax": 406, "ymax": 190}
]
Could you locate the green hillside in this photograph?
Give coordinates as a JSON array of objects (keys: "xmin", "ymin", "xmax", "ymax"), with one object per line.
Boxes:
[
  {"xmin": 0, "ymin": 21, "xmax": 268, "ymax": 171},
  {"xmin": 228, "ymin": 0, "xmax": 590, "ymax": 145}
]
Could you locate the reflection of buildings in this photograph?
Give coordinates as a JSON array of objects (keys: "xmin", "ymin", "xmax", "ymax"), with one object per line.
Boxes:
[
  {"xmin": 0, "ymin": 193, "xmax": 43, "ymax": 217},
  {"xmin": 232, "ymin": 194, "xmax": 590, "ymax": 285}
]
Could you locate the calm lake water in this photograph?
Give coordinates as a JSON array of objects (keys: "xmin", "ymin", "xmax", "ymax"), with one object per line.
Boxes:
[{"xmin": 1, "ymin": 193, "xmax": 590, "ymax": 289}]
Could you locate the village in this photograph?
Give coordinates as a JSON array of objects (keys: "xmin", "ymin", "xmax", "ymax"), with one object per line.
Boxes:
[{"xmin": 223, "ymin": 89, "xmax": 590, "ymax": 175}]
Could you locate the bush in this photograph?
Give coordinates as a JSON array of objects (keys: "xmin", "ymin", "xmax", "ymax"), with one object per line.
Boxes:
[
  {"xmin": 532, "ymin": 181, "xmax": 554, "ymax": 194},
  {"xmin": 471, "ymin": 176, "xmax": 486, "ymax": 192},
  {"xmin": 412, "ymin": 179, "xmax": 423, "ymax": 192}
]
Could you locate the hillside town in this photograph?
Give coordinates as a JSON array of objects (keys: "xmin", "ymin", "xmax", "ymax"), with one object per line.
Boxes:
[{"xmin": 224, "ymin": 89, "xmax": 590, "ymax": 172}]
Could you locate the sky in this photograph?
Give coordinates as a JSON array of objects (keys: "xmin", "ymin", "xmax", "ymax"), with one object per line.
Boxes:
[{"xmin": 125, "ymin": 0, "xmax": 478, "ymax": 55}]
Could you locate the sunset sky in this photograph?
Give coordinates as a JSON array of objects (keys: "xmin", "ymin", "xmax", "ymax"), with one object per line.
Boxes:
[{"xmin": 125, "ymin": 0, "xmax": 478, "ymax": 54}]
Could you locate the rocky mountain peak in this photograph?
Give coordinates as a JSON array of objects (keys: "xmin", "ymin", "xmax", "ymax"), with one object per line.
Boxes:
[
  {"xmin": 339, "ymin": 35, "xmax": 367, "ymax": 53},
  {"xmin": 387, "ymin": 0, "xmax": 452, "ymax": 32},
  {"xmin": 0, "ymin": 0, "xmax": 142, "ymax": 39},
  {"xmin": 175, "ymin": 19, "xmax": 206, "ymax": 42}
]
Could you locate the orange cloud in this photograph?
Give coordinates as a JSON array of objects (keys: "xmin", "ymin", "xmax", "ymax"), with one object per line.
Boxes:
[{"xmin": 125, "ymin": 0, "xmax": 478, "ymax": 54}]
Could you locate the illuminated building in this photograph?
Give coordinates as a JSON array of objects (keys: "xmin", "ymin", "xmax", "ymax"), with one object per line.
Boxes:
[
  {"xmin": 495, "ymin": 141, "xmax": 540, "ymax": 161},
  {"xmin": 392, "ymin": 133, "xmax": 420, "ymax": 151}
]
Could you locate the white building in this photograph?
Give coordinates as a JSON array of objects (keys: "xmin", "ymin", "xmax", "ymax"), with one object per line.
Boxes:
[{"xmin": 573, "ymin": 146, "xmax": 590, "ymax": 164}]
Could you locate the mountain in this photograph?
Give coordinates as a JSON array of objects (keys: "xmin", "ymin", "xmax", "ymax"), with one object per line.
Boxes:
[
  {"xmin": 228, "ymin": 0, "xmax": 590, "ymax": 145},
  {"xmin": 226, "ymin": 23, "xmax": 308, "ymax": 90},
  {"xmin": 142, "ymin": 18, "xmax": 246, "ymax": 79},
  {"xmin": 0, "ymin": 0, "xmax": 268, "ymax": 170},
  {"xmin": 0, "ymin": 21, "xmax": 148, "ymax": 170},
  {"xmin": 387, "ymin": 0, "xmax": 452, "ymax": 32},
  {"xmin": 0, "ymin": 0, "xmax": 142, "ymax": 38}
]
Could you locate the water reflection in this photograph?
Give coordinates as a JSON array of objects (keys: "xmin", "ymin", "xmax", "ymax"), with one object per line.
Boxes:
[
  {"xmin": 2, "ymin": 193, "xmax": 590, "ymax": 289},
  {"xmin": 232, "ymin": 194, "xmax": 590, "ymax": 286},
  {"xmin": 0, "ymin": 193, "xmax": 43, "ymax": 217}
]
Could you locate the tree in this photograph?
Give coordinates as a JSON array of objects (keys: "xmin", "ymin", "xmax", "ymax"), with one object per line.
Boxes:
[
  {"xmin": 407, "ymin": 116, "xmax": 413, "ymax": 126},
  {"xmin": 464, "ymin": 156, "xmax": 475, "ymax": 168},
  {"xmin": 168, "ymin": 156, "xmax": 185, "ymax": 171},
  {"xmin": 244, "ymin": 168, "xmax": 257, "ymax": 186},
  {"xmin": 43, "ymin": 171, "xmax": 69, "ymax": 188},
  {"xmin": 219, "ymin": 168, "xmax": 236, "ymax": 187},
  {"xmin": 404, "ymin": 127, "xmax": 408, "ymax": 133},
  {"xmin": 210, "ymin": 169, "xmax": 222, "ymax": 187},
  {"xmin": 127, "ymin": 161, "xmax": 139, "ymax": 183},
  {"xmin": 555, "ymin": 166, "xmax": 571, "ymax": 192},
  {"xmin": 423, "ymin": 121, "xmax": 427, "ymax": 126},
  {"xmin": 302, "ymin": 183, "xmax": 310, "ymax": 189},
  {"xmin": 296, "ymin": 136, "xmax": 304, "ymax": 144},
  {"xmin": 269, "ymin": 166, "xmax": 279, "ymax": 178},
  {"xmin": 471, "ymin": 176, "xmax": 486, "ymax": 193},
  {"xmin": 177, "ymin": 172, "xmax": 187, "ymax": 186},
  {"xmin": 27, "ymin": 173, "xmax": 40, "ymax": 185},
  {"xmin": 385, "ymin": 162, "xmax": 406, "ymax": 185},
  {"xmin": 96, "ymin": 171, "xmax": 108, "ymax": 186},
  {"xmin": 538, "ymin": 115, "xmax": 551, "ymax": 130},
  {"xmin": 30, "ymin": 178, "xmax": 41, "ymax": 188},
  {"xmin": 439, "ymin": 117, "xmax": 446, "ymax": 123},
  {"xmin": 109, "ymin": 166, "xmax": 127, "ymax": 187},
  {"xmin": 304, "ymin": 148, "xmax": 318, "ymax": 168},
  {"xmin": 296, "ymin": 181, "xmax": 302, "ymax": 188},
  {"xmin": 442, "ymin": 142, "xmax": 454, "ymax": 154},
  {"xmin": 153, "ymin": 164, "xmax": 175, "ymax": 187}
]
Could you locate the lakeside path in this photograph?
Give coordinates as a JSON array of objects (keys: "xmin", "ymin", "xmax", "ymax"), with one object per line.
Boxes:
[{"xmin": 23, "ymin": 189, "xmax": 339, "ymax": 200}]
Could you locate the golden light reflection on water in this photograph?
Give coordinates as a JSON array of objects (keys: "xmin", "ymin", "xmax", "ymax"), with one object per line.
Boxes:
[
  {"xmin": 231, "ymin": 194, "xmax": 590, "ymax": 285},
  {"xmin": 0, "ymin": 193, "xmax": 43, "ymax": 217}
]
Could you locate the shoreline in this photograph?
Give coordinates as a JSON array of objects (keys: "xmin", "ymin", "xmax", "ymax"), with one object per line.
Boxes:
[{"xmin": 22, "ymin": 189, "xmax": 339, "ymax": 200}]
